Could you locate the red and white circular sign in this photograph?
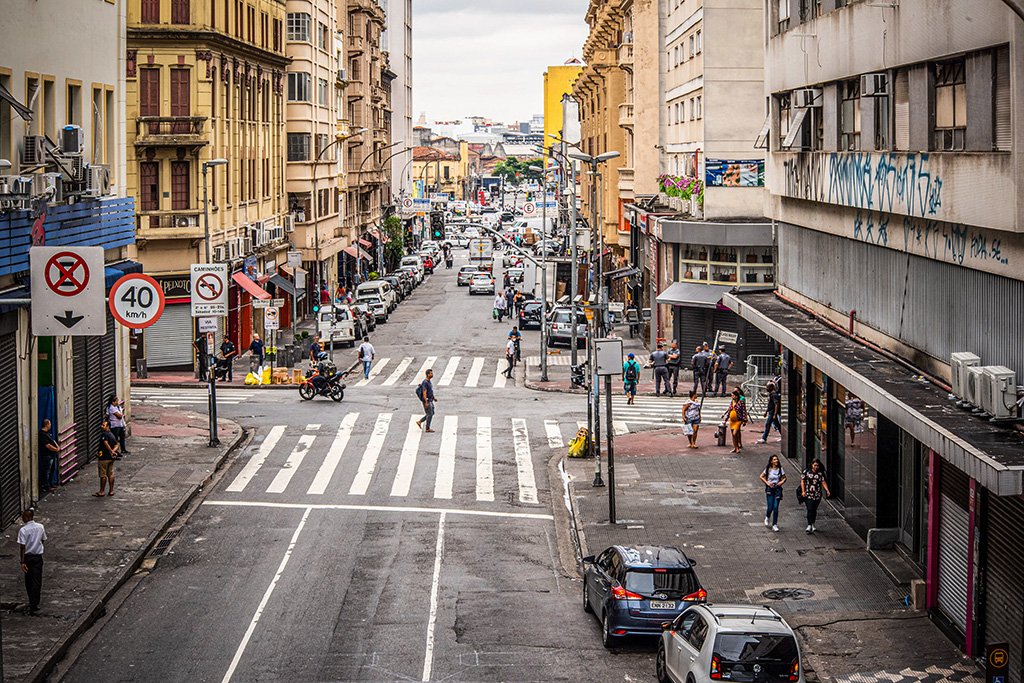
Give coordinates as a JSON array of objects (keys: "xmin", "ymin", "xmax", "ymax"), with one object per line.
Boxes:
[{"xmin": 108, "ymin": 273, "xmax": 166, "ymax": 329}]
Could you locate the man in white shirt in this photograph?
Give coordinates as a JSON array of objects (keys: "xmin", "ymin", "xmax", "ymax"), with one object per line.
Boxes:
[
  {"xmin": 357, "ymin": 337, "xmax": 376, "ymax": 379},
  {"xmin": 502, "ymin": 337, "xmax": 516, "ymax": 379},
  {"xmin": 17, "ymin": 509, "xmax": 46, "ymax": 614}
]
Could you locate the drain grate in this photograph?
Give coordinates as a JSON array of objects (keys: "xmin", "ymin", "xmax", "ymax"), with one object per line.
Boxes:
[
  {"xmin": 761, "ymin": 587, "xmax": 815, "ymax": 600},
  {"xmin": 149, "ymin": 528, "xmax": 182, "ymax": 557}
]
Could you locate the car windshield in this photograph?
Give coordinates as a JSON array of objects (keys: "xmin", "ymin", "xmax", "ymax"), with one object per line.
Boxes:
[
  {"xmin": 460, "ymin": 267, "xmax": 476, "ymax": 274},
  {"xmin": 714, "ymin": 633, "xmax": 798, "ymax": 663},
  {"xmin": 553, "ymin": 310, "xmax": 587, "ymax": 324},
  {"xmin": 624, "ymin": 569, "xmax": 698, "ymax": 597},
  {"xmin": 321, "ymin": 310, "xmax": 349, "ymax": 322}
]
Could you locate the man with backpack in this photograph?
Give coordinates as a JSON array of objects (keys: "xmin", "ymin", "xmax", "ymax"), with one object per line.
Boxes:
[
  {"xmin": 415, "ymin": 369, "xmax": 437, "ymax": 433},
  {"xmin": 622, "ymin": 353, "xmax": 642, "ymax": 405}
]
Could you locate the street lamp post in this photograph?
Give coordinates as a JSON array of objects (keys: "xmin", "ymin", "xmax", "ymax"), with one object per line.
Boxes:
[
  {"xmin": 201, "ymin": 158, "xmax": 227, "ymax": 447},
  {"xmin": 528, "ymin": 165, "xmax": 556, "ymax": 382},
  {"xmin": 350, "ymin": 139, "xmax": 404, "ymax": 284}
]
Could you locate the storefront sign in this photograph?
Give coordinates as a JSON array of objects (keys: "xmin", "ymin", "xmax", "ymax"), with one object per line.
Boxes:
[{"xmin": 705, "ymin": 159, "xmax": 765, "ymax": 187}]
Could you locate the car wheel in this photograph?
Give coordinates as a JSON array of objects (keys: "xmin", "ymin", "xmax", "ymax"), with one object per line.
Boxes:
[
  {"xmin": 601, "ymin": 611, "xmax": 616, "ymax": 649},
  {"xmin": 583, "ymin": 579, "xmax": 593, "ymax": 614},
  {"xmin": 656, "ymin": 642, "xmax": 672, "ymax": 683}
]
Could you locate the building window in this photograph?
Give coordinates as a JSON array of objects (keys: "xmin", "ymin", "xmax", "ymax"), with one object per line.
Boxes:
[
  {"xmin": 696, "ymin": 30, "xmax": 702, "ymax": 53},
  {"xmin": 171, "ymin": 0, "xmax": 190, "ymax": 25},
  {"xmin": 287, "ymin": 72, "xmax": 310, "ymax": 101},
  {"xmin": 171, "ymin": 161, "xmax": 190, "ymax": 209},
  {"xmin": 315, "ymin": 133, "xmax": 330, "ymax": 159},
  {"xmin": 994, "ymin": 46, "xmax": 1011, "ymax": 151},
  {"xmin": 170, "ymin": 69, "xmax": 190, "ymax": 131},
  {"xmin": 839, "ymin": 79, "xmax": 861, "ymax": 150},
  {"xmin": 690, "ymin": 98, "xmax": 696, "ymax": 120},
  {"xmin": 91, "ymin": 87, "xmax": 103, "ymax": 161},
  {"xmin": 139, "ymin": 68, "xmax": 160, "ymax": 117},
  {"xmin": 141, "ymin": 0, "xmax": 160, "ymax": 23},
  {"xmin": 42, "ymin": 79, "xmax": 55, "ymax": 140},
  {"xmin": 800, "ymin": 0, "xmax": 821, "ymax": 21},
  {"xmin": 249, "ymin": 159, "xmax": 257, "ymax": 200},
  {"xmin": 66, "ymin": 83, "xmax": 81, "ymax": 127},
  {"xmin": 287, "ymin": 132, "xmax": 310, "ymax": 161},
  {"xmin": 696, "ymin": 95, "xmax": 702, "ymax": 119},
  {"xmin": 318, "ymin": 21, "xmax": 329, "ymax": 49},
  {"xmin": 318, "ymin": 78, "xmax": 329, "ymax": 106},
  {"xmin": 933, "ymin": 59, "xmax": 966, "ymax": 151},
  {"xmin": 287, "ymin": 12, "xmax": 311, "ymax": 42},
  {"xmin": 777, "ymin": 0, "xmax": 790, "ymax": 32},
  {"xmin": 873, "ymin": 89, "xmax": 890, "ymax": 151},
  {"xmin": 689, "ymin": 35, "xmax": 695, "ymax": 58},
  {"xmin": 263, "ymin": 158, "xmax": 270, "ymax": 197},
  {"xmin": 139, "ymin": 161, "xmax": 160, "ymax": 211},
  {"xmin": 273, "ymin": 18, "xmax": 281, "ymax": 51}
]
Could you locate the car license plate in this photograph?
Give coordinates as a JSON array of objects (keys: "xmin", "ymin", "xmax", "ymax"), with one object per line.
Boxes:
[{"xmin": 649, "ymin": 601, "xmax": 676, "ymax": 610}]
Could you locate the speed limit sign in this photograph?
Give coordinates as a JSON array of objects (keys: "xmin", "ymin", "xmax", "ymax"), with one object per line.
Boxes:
[{"xmin": 108, "ymin": 273, "xmax": 166, "ymax": 329}]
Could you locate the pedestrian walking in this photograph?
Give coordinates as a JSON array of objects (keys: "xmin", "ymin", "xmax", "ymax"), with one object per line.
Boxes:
[
  {"xmin": 219, "ymin": 335, "xmax": 237, "ymax": 382},
  {"xmin": 845, "ymin": 393, "xmax": 864, "ymax": 444},
  {"xmin": 622, "ymin": 353, "xmax": 641, "ymax": 405},
  {"xmin": 357, "ymin": 337, "xmax": 376, "ymax": 379},
  {"xmin": 505, "ymin": 286, "xmax": 515, "ymax": 314},
  {"xmin": 17, "ymin": 509, "xmax": 46, "ymax": 615},
  {"xmin": 193, "ymin": 332, "xmax": 209, "ymax": 381},
  {"xmin": 760, "ymin": 455, "xmax": 787, "ymax": 532},
  {"xmin": 415, "ymin": 369, "xmax": 436, "ymax": 433},
  {"xmin": 493, "ymin": 293, "xmax": 507, "ymax": 322},
  {"xmin": 648, "ymin": 343, "xmax": 670, "ymax": 396},
  {"xmin": 682, "ymin": 390, "xmax": 702, "ymax": 448},
  {"xmin": 759, "ymin": 382, "xmax": 782, "ymax": 443},
  {"xmin": 105, "ymin": 395, "xmax": 129, "ymax": 455},
  {"xmin": 712, "ymin": 345, "xmax": 732, "ymax": 396},
  {"xmin": 799, "ymin": 459, "xmax": 831, "ymax": 533},
  {"xmin": 725, "ymin": 388, "xmax": 748, "ymax": 453},
  {"xmin": 248, "ymin": 333, "xmax": 265, "ymax": 372},
  {"xmin": 666, "ymin": 341, "xmax": 681, "ymax": 396},
  {"xmin": 94, "ymin": 419, "xmax": 118, "ymax": 497},
  {"xmin": 308, "ymin": 335, "xmax": 322, "ymax": 363},
  {"xmin": 508, "ymin": 326, "xmax": 522, "ymax": 363},
  {"xmin": 38, "ymin": 419, "xmax": 59, "ymax": 492},
  {"xmin": 502, "ymin": 337, "xmax": 516, "ymax": 378}
]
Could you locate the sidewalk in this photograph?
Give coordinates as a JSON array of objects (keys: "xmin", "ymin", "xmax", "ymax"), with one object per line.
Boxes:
[
  {"xmin": 0, "ymin": 404, "xmax": 243, "ymax": 682},
  {"xmin": 563, "ymin": 422, "xmax": 981, "ymax": 683}
]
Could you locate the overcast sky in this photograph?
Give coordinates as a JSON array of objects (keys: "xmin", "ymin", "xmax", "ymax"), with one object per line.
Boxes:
[{"xmin": 412, "ymin": 0, "xmax": 589, "ymax": 124}]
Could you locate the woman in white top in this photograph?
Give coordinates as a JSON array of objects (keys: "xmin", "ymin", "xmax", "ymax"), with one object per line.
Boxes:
[
  {"xmin": 105, "ymin": 395, "xmax": 129, "ymax": 455},
  {"xmin": 759, "ymin": 454, "xmax": 786, "ymax": 532}
]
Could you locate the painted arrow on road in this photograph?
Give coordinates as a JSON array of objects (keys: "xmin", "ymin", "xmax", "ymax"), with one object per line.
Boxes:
[{"xmin": 54, "ymin": 310, "xmax": 85, "ymax": 328}]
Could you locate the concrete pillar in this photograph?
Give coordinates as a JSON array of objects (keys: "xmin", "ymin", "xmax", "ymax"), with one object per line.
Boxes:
[
  {"xmin": 965, "ymin": 51, "xmax": 994, "ymax": 152},
  {"xmin": 822, "ymin": 83, "xmax": 839, "ymax": 152},
  {"xmin": 908, "ymin": 64, "xmax": 932, "ymax": 152}
]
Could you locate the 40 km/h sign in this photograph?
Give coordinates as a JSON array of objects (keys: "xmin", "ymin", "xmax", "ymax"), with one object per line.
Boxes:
[{"xmin": 109, "ymin": 274, "xmax": 166, "ymax": 329}]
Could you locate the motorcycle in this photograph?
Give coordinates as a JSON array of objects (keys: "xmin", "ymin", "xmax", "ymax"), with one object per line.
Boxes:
[{"xmin": 299, "ymin": 360, "xmax": 347, "ymax": 401}]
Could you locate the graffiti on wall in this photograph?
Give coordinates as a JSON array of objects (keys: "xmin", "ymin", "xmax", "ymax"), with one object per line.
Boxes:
[
  {"xmin": 852, "ymin": 209, "xmax": 1011, "ymax": 269},
  {"xmin": 783, "ymin": 152, "xmax": 944, "ymax": 219}
]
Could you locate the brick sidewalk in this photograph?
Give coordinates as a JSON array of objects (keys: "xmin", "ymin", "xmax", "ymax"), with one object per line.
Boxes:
[{"xmin": 564, "ymin": 421, "xmax": 980, "ymax": 683}]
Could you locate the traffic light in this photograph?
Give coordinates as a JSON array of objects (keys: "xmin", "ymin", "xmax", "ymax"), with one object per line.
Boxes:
[
  {"xmin": 430, "ymin": 211, "xmax": 443, "ymax": 240},
  {"xmin": 312, "ymin": 303, "xmax": 320, "ymax": 314},
  {"xmin": 432, "ymin": 226, "xmax": 443, "ymax": 240},
  {"xmin": 570, "ymin": 363, "xmax": 587, "ymax": 388}
]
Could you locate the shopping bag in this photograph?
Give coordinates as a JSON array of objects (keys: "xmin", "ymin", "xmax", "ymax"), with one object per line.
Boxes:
[
  {"xmin": 492, "ymin": 308, "xmax": 498, "ymax": 320},
  {"xmin": 682, "ymin": 423, "xmax": 694, "ymax": 436}
]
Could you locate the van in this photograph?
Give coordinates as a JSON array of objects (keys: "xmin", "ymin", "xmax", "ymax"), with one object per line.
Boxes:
[
  {"xmin": 317, "ymin": 305, "xmax": 359, "ymax": 348},
  {"xmin": 356, "ymin": 280, "xmax": 396, "ymax": 312},
  {"xmin": 401, "ymin": 256, "xmax": 424, "ymax": 283}
]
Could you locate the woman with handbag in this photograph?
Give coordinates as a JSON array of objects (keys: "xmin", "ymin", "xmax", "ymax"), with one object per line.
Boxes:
[
  {"xmin": 759, "ymin": 454, "xmax": 786, "ymax": 532},
  {"xmin": 799, "ymin": 459, "xmax": 831, "ymax": 534},
  {"xmin": 681, "ymin": 390, "xmax": 702, "ymax": 448}
]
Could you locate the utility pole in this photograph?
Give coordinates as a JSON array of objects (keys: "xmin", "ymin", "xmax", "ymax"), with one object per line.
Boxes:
[{"xmin": 201, "ymin": 159, "xmax": 226, "ymax": 447}]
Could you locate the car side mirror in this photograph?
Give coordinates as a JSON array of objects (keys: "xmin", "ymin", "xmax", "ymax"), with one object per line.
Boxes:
[
  {"xmin": 661, "ymin": 622, "xmax": 674, "ymax": 631},
  {"xmin": 582, "ymin": 555, "xmax": 594, "ymax": 564},
  {"xmin": 686, "ymin": 556, "xmax": 698, "ymax": 567}
]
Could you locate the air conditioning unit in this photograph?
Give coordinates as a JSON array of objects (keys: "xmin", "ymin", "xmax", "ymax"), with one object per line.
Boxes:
[
  {"xmin": 282, "ymin": 214, "xmax": 295, "ymax": 233},
  {"xmin": 249, "ymin": 225, "xmax": 263, "ymax": 247},
  {"xmin": 20, "ymin": 135, "xmax": 47, "ymax": 166},
  {"xmin": 174, "ymin": 214, "xmax": 193, "ymax": 228},
  {"xmin": 979, "ymin": 366, "xmax": 1017, "ymax": 419},
  {"xmin": 213, "ymin": 246, "xmax": 226, "ymax": 261},
  {"xmin": 792, "ymin": 88, "xmax": 823, "ymax": 108},
  {"xmin": 621, "ymin": 31, "xmax": 633, "ymax": 44},
  {"xmin": 963, "ymin": 365, "xmax": 987, "ymax": 409},
  {"xmin": 0, "ymin": 175, "xmax": 33, "ymax": 212},
  {"xmin": 61, "ymin": 125, "xmax": 84, "ymax": 155},
  {"xmin": 68, "ymin": 154, "xmax": 86, "ymax": 181},
  {"xmin": 42, "ymin": 172, "xmax": 63, "ymax": 203},
  {"xmin": 226, "ymin": 239, "xmax": 237, "ymax": 259},
  {"xmin": 84, "ymin": 164, "xmax": 111, "ymax": 197},
  {"xmin": 243, "ymin": 237, "xmax": 253, "ymax": 254},
  {"xmin": 338, "ymin": 67, "xmax": 347, "ymax": 81},
  {"xmin": 950, "ymin": 352, "xmax": 981, "ymax": 400},
  {"xmin": 861, "ymin": 73, "xmax": 888, "ymax": 97},
  {"xmin": 272, "ymin": 226, "xmax": 284, "ymax": 241}
]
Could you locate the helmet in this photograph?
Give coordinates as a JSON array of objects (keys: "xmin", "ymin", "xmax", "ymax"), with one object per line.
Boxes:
[{"xmin": 317, "ymin": 351, "xmax": 329, "ymax": 361}]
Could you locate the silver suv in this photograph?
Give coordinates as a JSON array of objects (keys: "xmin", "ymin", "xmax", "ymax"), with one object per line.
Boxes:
[{"xmin": 656, "ymin": 604, "xmax": 803, "ymax": 683}]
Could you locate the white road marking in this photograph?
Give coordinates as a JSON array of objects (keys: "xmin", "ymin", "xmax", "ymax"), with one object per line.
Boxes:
[
  {"xmin": 382, "ymin": 357, "xmax": 413, "ymax": 386},
  {"xmin": 226, "ymin": 426, "xmax": 285, "ymax": 492},
  {"xmin": 306, "ymin": 424, "xmax": 321, "ymax": 430},
  {"xmin": 390, "ymin": 416, "xmax": 422, "ymax": 497},
  {"xmin": 544, "ymin": 420, "xmax": 563, "ymax": 449},
  {"xmin": 464, "ymin": 357, "xmax": 484, "ymax": 387},
  {"xmin": 355, "ymin": 357, "xmax": 389, "ymax": 386},
  {"xmin": 266, "ymin": 435, "xmax": 315, "ymax": 493},
  {"xmin": 493, "ymin": 359, "xmax": 506, "ymax": 388},
  {"xmin": 433, "ymin": 416, "xmax": 458, "ymax": 499},
  {"xmin": 348, "ymin": 413, "xmax": 392, "ymax": 495},
  {"xmin": 476, "ymin": 417, "xmax": 493, "ymax": 502},
  {"xmin": 421, "ymin": 512, "xmax": 446, "ymax": 683},
  {"xmin": 438, "ymin": 356, "xmax": 461, "ymax": 386},
  {"xmin": 221, "ymin": 506, "xmax": 311, "ymax": 683},
  {"xmin": 307, "ymin": 413, "xmax": 358, "ymax": 495},
  {"xmin": 410, "ymin": 356, "xmax": 438, "ymax": 385},
  {"xmin": 204, "ymin": 499, "xmax": 554, "ymax": 521},
  {"xmin": 511, "ymin": 418, "xmax": 538, "ymax": 504},
  {"xmin": 613, "ymin": 421, "xmax": 629, "ymax": 436}
]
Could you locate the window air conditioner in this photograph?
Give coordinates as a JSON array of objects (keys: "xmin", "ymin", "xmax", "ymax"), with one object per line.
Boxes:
[
  {"xmin": 979, "ymin": 366, "xmax": 1017, "ymax": 419},
  {"xmin": 42, "ymin": 172, "xmax": 63, "ymax": 203},
  {"xmin": 243, "ymin": 237, "xmax": 253, "ymax": 254},
  {"xmin": 84, "ymin": 164, "xmax": 111, "ymax": 197},
  {"xmin": 963, "ymin": 365, "xmax": 987, "ymax": 409},
  {"xmin": 213, "ymin": 246, "xmax": 226, "ymax": 261},
  {"xmin": 860, "ymin": 73, "xmax": 888, "ymax": 97},
  {"xmin": 61, "ymin": 125, "xmax": 84, "ymax": 155},
  {"xmin": 283, "ymin": 215, "xmax": 295, "ymax": 233},
  {"xmin": 792, "ymin": 88, "xmax": 823, "ymax": 108},
  {"xmin": 175, "ymin": 215, "xmax": 193, "ymax": 228},
  {"xmin": 950, "ymin": 352, "xmax": 981, "ymax": 400},
  {"xmin": 21, "ymin": 135, "xmax": 47, "ymax": 166}
]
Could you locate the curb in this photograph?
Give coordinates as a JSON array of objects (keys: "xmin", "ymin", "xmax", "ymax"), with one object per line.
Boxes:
[
  {"xmin": 547, "ymin": 450, "xmax": 589, "ymax": 580},
  {"xmin": 132, "ymin": 380, "xmax": 297, "ymax": 390},
  {"xmin": 26, "ymin": 419, "xmax": 248, "ymax": 683}
]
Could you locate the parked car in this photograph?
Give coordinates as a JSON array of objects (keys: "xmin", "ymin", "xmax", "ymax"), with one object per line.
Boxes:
[
  {"xmin": 356, "ymin": 280, "xmax": 397, "ymax": 313},
  {"xmin": 502, "ymin": 252, "xmax": 523, "ymax": 268},
  {"xmin": 656, "ymin": 604, "xmax": 802, "ymax": 683},
  {"xmin": 469, "ymin": 273, "xmax": 495, "ymax": 295},
  {"xmin": 355, "ymin": 292, "xmax": 388, "ymax": 322},
  {"xmin": 400, "ymin": 256, "xmax": 424, "ymax": 283},
  {"xmin": 506, "ymin": 267, "xmax": 525, "ymax": 285},
  {"xmin": 518, "ymin": 301, "xmax": 545, "ymax": 330},
  {"xmin": 381, "ymin": 275, "xmax": 406, "ymax": 302},
  {"xmin": 389, "ymin": 270, "xmax": 414, "ymax": 296},
  {"xmin": 350, "ymin": 302, "xmax": 377, "ymax": 333},
  {"xmin": 316, "ymin": 305, "xmax": 361, "ymax": 348},
  {"xmin": 547, "ymin": 307, "xmax": 588, "ymax": 347},
  {"xmin": 582, "ymin": 545, "xmax": 706, "ymax": 649},
  {"xmin": 458, "ymin": 265, "xmax": 481, "ymax": 286},
  {"xmin": 398, "ymin": 265, "xmax": 420, "ymax": 287}
]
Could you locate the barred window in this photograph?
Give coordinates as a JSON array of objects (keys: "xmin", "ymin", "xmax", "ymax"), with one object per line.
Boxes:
[{"xmin": 287, "ymin": 133, "xmax": 310, "ymax": 161}]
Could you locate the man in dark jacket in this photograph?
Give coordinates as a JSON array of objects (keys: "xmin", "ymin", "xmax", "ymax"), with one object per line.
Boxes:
[
  {"xmin": 193, "ymin": 333, "xmax": 209, "ymax": 381},
  {"xmin": 219, "ymin": 335, "xmax": 237, "ymax": 382}
]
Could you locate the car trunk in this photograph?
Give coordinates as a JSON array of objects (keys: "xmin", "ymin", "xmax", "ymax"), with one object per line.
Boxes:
[
  {"xmin": 624, "ymin": 568, "xmax": 702, "ymax": 619},
  {"xmin": 712, "ymin": 633, "xmax": 799, "ymax": 682}
]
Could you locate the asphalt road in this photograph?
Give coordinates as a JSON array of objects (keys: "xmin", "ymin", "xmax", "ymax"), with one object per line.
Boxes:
[{"xmin": 63, "ymin": 248, "xmax": 653, "ymax": 682}]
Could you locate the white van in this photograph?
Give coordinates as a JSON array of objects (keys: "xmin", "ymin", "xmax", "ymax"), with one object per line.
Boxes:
[
  {"xmin": 356, "ymin": 280, "xmax": 397, "ymax": 312},
  {"xmin": 317, "ymin": 305, "xmax": 359, "ymax": 348},
  {"xmin": 401, "ymin": 256, "xmax": 424, "ymax": 283}
]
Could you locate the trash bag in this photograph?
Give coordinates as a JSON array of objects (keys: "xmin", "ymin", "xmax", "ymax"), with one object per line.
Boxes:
[
  {"xmin": 492, "ymin": 308, "xmax": 498, "ymax": 320},
  {"xmin": 261, "ymin": 367, "xmax": 272, "ymax": 384},
  {"xmin": 568, "ymin": 427, "xmax": 589, "ymax": 458},
  {"xmin": 244, "ymin": 372, "xmax": 258, "ymax": 385}
]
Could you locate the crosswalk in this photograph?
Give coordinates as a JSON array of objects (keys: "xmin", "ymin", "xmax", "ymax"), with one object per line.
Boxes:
[
  {"xmin": 352, "ymin": 356, "xmax": 509, "ymax": 389},
  {"xmin": 222, "ymin": 413, "xmax": 545, "ymax": 504},
  {"xmin": 132, "ymin": 388, "xmax": 247, "ymax": 408},
  {"xmin": 608, "ymin": 394, "xmax": 733, "ymax": 428}
]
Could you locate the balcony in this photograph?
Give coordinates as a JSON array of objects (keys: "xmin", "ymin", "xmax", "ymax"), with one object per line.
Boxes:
[
  {"xmin": 346, "ymin": 78, "xmax": 365, "ymax": 100},
  {"xmin": 617, "ymin": 42, "xmax": 633, "ymax": 70},
  {"xmin": 136, "ymin": 210, "xmax": 204, "ymax": 240},
  {"xmin": 618, "ymin": 103, "xmax": 634, "ymax": 129},
  {"xmin": 617, "ymin": 167, "xmax": 634, "ymax": 194},
  {"xmin": 135, "ymin": 116, "xmax": 208, "ymax": 147},
  {"xmin": 348, "ymin": 34, "xmax": 365, "ymax": 54},
  {"xmin": 371, "ymin": 84, "xmax": 385, "ymax": 102}
]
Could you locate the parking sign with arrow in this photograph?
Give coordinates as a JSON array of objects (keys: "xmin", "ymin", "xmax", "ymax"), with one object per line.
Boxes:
[{"xmin": 30, "ymin": 246, "xmax": 106, "ymax": 336}]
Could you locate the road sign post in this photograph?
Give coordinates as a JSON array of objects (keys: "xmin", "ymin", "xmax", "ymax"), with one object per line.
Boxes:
[
  {"xmin": 191, "ymin": 263, "xmax": 227, "ymax": 447},
  {"xmin": 108, "ymin": 274, "xmax": 165, "ymax": 330},
  {"xmin": 595, "ymin": 338, "xmax": 623, "ymax": 524},
  {"xmin": 30, "ymin": 246, "xmax": 106, "ymax": 336}
]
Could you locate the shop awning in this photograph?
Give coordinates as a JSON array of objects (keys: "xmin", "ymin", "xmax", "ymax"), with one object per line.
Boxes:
[
  {"xmin": 104, "ymin": 260, "xmax": 144, "ymax": 288},
  {"xmin": 725, "ymin": 290, "xmax": 1024, "ymax": 495},
  {"xmin": 358, "ymin": 238, "xmax": 373, "ymax": 248},
  {"xmin": 231, "ymin": 271, "xmax": 271, "ymax": 300},
  {"xmin": 269, "ymin": 273, "xmax": 305, "ymax": 299},
  {"xmin": 344, "ymin": 245, "xmax": 373, "ymax": 261},
  {"xmin": 605, "ymin": 266, "xmax": 640, "ymax": 281},
  {"xmin": 656, "ymin": 282, "xmax": 732, "ymax": 309}
]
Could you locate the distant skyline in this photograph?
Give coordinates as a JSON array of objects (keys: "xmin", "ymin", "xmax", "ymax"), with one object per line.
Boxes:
[{"xmin": 411, "ymin": 1, "xmax": 588, "ymax": 124}]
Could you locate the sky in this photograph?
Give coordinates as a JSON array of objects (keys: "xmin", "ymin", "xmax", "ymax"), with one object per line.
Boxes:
[{"xmin": 412, "ymin": 0, "xmax": 589, "ymax": 125}]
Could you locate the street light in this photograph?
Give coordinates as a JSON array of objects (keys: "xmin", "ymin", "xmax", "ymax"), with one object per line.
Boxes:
[
  {"xmin": 200, "ymin": 157, "xmax": 227, "ymax": 447},
  {"xmin": 527, "ymin": 164, "xmax": 556, "ymax": 383},
  {"xmin": 312, "ymin": 128, "xmax": 367, "ymax": 303},
  {"xmin": 348, "ymin": 140, "xmax": 404, "ymax": 284}
]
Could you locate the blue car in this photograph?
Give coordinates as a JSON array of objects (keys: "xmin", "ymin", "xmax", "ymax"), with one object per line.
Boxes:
[{"xmin": 582, "ymin": 545, "xmax": 706, "ymax": 648}]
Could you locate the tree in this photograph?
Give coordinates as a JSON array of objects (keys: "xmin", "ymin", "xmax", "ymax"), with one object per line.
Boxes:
[
  {"xmin": 383, "ymin": 214, "xmax": 405, "ymax": 270},
  {"xmin": 493, "ymin": 157, "xmax": 544, "ymax": 184}
]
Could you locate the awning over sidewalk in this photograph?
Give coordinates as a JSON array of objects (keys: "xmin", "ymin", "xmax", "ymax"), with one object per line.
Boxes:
[
  {"xmin": 725, "ymin": 291, "xmax": 1024, "ymax": 495},
  {"xmin": 269, "ymin": 273, "xmax": 305, "ymax": 299},
  {"xmin": 343, "ymin": 245, "xmax": 373, "ymax": 261},
  {"xmin": 231, "ymin": 272, "xmax": 272, "ymax": 300},
  {"xmin": 358, "ymin": 238, "xmax": 373, "ymax": 248},
  {"xmin": 657, "ymin": 282, "xmax": 732, "ymax": 309},
  {"xmin": 104, "ymin": 260, "xmax": 144, "ymax": 288}
]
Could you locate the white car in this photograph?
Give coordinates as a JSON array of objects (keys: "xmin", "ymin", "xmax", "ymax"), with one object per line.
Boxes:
[
  {"xmin": 356, "ymin": 294, "xmax": 388, "ymax": 322},
  {"xmin": 316, "ymin": 305, "xmax": 360, "ymax": 348},
  {"xmin": 356, "ymin": 280, "xmax": 397, "ymax": 312},
  {"xmin": 468, "ymin": 273, "xmax": 495, "ymax": 295},
  {"xmin": 400, "ymin": 256, "xmax": 424, "ymax": 283},
  {"xmin": 463, "ymin": 226, "xmax": 480, "ymax": 239},
  {"xmin": 656, "ymin": 604, "xmax": 804, "ymax": 683}
]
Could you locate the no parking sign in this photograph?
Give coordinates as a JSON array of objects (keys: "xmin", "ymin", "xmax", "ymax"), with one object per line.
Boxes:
[{"xmin": 264, "ymin": 306, "xmax": 280, "ymax": 330}]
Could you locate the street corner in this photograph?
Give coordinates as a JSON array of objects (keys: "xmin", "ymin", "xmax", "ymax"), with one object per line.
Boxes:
[{"xmin": 523, "ymin": 377, "xmax": 584, "ymax": 394}]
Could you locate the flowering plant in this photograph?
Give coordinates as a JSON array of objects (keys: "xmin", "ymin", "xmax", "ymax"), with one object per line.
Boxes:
[{"xmin": 658, "ymin": 174, "xmax": 705, "ymax": 206}]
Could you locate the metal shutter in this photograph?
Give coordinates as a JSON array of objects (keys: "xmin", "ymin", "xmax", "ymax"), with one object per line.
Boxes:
[
  {"xmin": 677, "ymin": 306, "xmax": 710, "ymax": 357},
  {"xmin": 0, "ymin": 333, "xmax": 21, "ymax": 525},
  {"xmin": 983, "ymin": 495, "xmax": 1024, "ymax": 683},
  {"xmin": 994, "ymin": 46, "xmax": 1011, "ymax": 152},
  {"xmin": 894, "ymin": 69, "xmax": 910, "ymax": 151},
  {"xmin": 937, "ymin": 465, "xmax": 971, "ymax": 634},
  {"xmin": 145, "ymin": 304, "xmax": 194, "ymax": 368}
]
